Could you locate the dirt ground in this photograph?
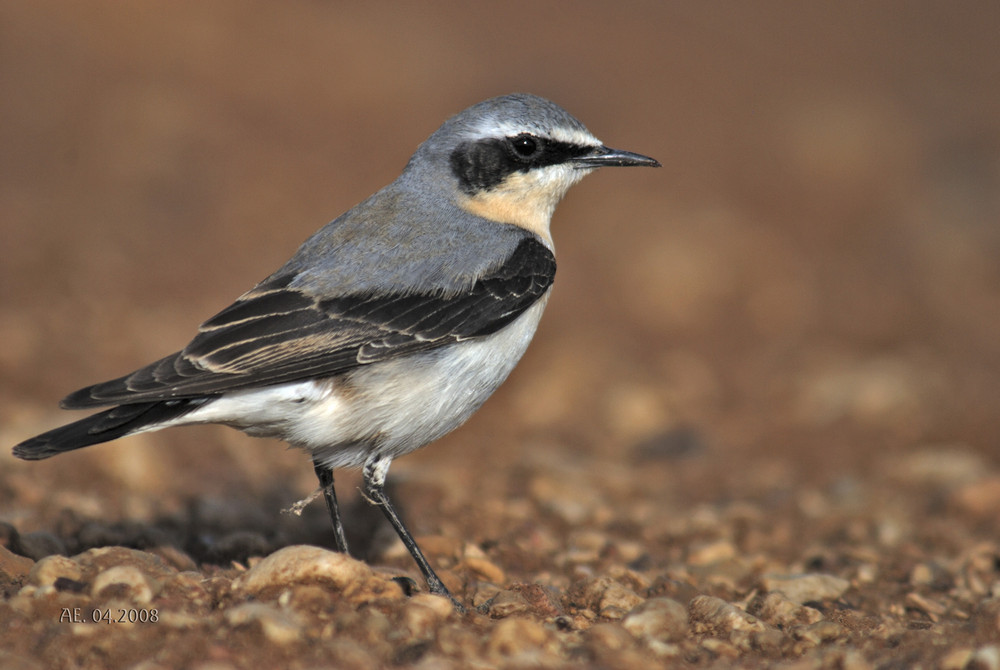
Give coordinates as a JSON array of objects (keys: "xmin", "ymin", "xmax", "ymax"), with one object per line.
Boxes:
[{"xmin": 2, "ymin": 2, "xmax": 999, "ymax": 668}]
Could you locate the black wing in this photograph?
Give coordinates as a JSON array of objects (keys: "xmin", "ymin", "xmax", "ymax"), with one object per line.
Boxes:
[{"xmin": 62, "ymin": 238, "xmax": 555, "ymax": 409}]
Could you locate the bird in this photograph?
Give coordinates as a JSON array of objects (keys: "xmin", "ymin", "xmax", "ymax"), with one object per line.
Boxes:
[{"xmin": 13, "ymin": 93, "xmax": 660, "ymax": 607}]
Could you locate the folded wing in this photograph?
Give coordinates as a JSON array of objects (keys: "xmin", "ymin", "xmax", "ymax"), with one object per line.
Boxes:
[{"xmin": 62, "ymin": 237, "xmax": 556, "ymax": 409}]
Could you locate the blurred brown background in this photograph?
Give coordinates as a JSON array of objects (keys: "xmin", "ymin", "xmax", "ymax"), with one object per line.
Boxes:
[{"xmin": 1, "ymin": 2, "xmax": 999, "ymax": 550}]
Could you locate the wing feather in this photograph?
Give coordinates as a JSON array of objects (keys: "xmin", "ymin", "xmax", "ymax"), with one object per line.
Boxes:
[{"xmin": 62, "ymin": 237, "xmax": 555, "ymax": 409}]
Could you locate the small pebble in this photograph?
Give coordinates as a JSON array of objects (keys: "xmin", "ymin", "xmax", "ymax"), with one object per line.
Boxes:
[
  {"xmin": 829, "ymin": 648, "xmax": 874, "ymax": 670},
  {"xmin": 621, "ymin": 597, "xmax": 689, "ymax": 642},
  {"xmin": 151, "ymin": 545, "xmax": 199, "ymax": 572},
  {"xmin": 572, "ymin": 576, "xmax": 644, "ymax": 618},
  {"xmin": 27, "ymin": 555, "xmax": 81, "ymax": 587},
  {"xmin": 530, "ymin": 475, "xmax": 595, "ymax": 525},
  {"xmin": 76, "ymin": 546, "xmax": 177, "ymax": 581},
  {"xmin": 459, "ymin": 556, "xmax": 505, "ymax": 584},
  {"xmin": 905, "ymin": 592, "xmax": 947, "ymax": 621},
  {"xmin": 485, "ymin": 589, "xmax": 531, "ymax": 618},
  {"xmin": 751, "ymin": 591, "xmax": 823, "ymax": 627},
  {"xmin": 968, "ymin": 645, "xmax": 1000, "ymax": 670},
  {"xmin": 598, "ymin": 582, "xmax": 644, "ymax": 619},
  {"xmin": 760, "ymin": 573, "xmax": 850, "ymax": 604},
  {"xmin": 398, "ymin": 535, "xmax": 461, "ymax": 562},
  {"xmin": 409, "ymin": 593, "xmax": 455, "ymax": 619},
  {"xmin": 485, "ymin": 617, "xmax": 554, "ymax": 658},
  {"xmin": 792, "ymin": 620, "xmax": 847, "ymax": 646},
  {"xmin": 939, "ymin": 647, "xmax": 974, "ymax": 670},
  {"xmin": 953, "ymin": 478, "xmax": 1000, "ymax": 518},
  {"xmin": 511, "ymin": 583, "xmax": 563, "ymax": 618},
  {"xmin": 699, "ymin": 637, "xmax": 741, "ymax": 658},
  {"xmin": 909, "ymin": 563, "xmax": 934, "ymax": 586},
  {"xmin": 855, "ymin": 563, "xmax": 878, "ymax": 583},
  {"xmin": 689, "ymin": 595, "xmax": 766, "ymax": 634},
  {"xmin": 91, "ymin": 565, "xmax": 154, "ymax": 604},
  {"xmin": 399, "ymin": 594, "xmax": 453, "ymax": 641},
  {"xmin": 225, "ymin": 602, "xmax": 302, "ymax": 645},
  {"xmin": 232, "ymin": 545, "xmax": 373, "ymax": 595},
  {"xmin": 687, "ymin": 540, "xmax": 736, "ymax": 566},
  {"xmin": 751, "ymin": 627, "xmax": 787, "ymax": 654},
  {"xmin": 0, "ymin": 546, "xmax": 35, "ymax": 580},
  {"xmin": 161, "ymin": 572, "xmax": 212, "ymax": 608},
  {"xmin": 647, "ymin": 576, "xmax": 702, "ymax": 604},
  {"xmin": 582, "ymin": 622, "xmax": 636, "ymax": 653}
]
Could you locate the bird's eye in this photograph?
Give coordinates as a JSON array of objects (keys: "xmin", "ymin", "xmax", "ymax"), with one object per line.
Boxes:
[{"xmin": 509, "ymin": 134, "xmax": 540, "ymax": 158}]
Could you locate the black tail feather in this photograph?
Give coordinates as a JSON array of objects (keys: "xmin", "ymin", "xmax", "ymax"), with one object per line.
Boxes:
[{"xmin": 12, "ymin": 400, "xmax": 203, "ymax": 461}]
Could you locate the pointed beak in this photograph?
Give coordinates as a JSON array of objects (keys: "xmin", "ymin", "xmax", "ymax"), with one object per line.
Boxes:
[{"xmin": 572, "ymin": 145, "xmax": 661, "ymax": 169}]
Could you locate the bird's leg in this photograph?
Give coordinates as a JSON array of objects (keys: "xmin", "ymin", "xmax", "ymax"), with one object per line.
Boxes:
[
  {"xmin": 362, "ymin": 454, "xmax": 463, "ymax": 611},
  {"xmin": 312, "ymin": 459, "xmax": 350, "ymax": 554}
]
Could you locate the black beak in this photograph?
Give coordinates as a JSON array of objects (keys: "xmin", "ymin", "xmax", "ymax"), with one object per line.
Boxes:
[{"xmin": 573, "ymin": 145, "xmax": 661, "ymax": 169}]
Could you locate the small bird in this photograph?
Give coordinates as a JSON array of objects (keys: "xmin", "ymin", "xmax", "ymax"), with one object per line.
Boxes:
[{"xmin": 13, "ymin": 93, "xmax": 659, "ymax": 606}]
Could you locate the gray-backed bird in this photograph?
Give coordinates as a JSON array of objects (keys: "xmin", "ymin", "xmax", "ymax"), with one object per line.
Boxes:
[{"xmin": 13, "ymin": 93, "xmax": 659, "ymax": 607}]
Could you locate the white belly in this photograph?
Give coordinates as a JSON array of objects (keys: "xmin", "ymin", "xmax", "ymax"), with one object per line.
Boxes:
[{"xmin": 177, "ymin": 294, "xmax": 550, "ymax": 468}]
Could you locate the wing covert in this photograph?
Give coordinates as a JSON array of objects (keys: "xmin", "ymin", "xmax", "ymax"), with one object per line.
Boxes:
[{"xmin": 62, "ymin": 237, "xmax": 555, "ymax": 408}]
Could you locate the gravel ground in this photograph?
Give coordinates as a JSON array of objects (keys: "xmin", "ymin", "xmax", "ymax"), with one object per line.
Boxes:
[{"xmin": 2, "ymin": 3, "xmax": 1000, "ymax": 669}]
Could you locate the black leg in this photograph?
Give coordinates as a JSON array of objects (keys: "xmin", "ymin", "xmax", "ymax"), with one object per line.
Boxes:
[
  {"xmin": 313, "ymin": 459, "xmax": 350, "ymax": 554},
  {"xmin": 362, "ymin": 454, "xmax": 464, "ymax": 611}
]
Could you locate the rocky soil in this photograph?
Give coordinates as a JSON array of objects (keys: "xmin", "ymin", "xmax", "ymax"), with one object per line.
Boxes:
[{"xmin": 2, "ymin": 3, "xmax": 999, "ymax": 668}]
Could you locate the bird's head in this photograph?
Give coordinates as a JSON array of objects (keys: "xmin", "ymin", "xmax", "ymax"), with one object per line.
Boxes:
[{"xmin": 402, "ymin": 94, "xmax": 660, "ymax": 246}]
